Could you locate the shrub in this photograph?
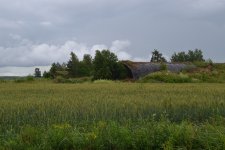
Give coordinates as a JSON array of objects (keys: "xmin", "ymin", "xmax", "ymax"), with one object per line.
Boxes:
[
  {"xmin": 160, "ymin": 63, "xmax": 167, "ymax": 71},
  {"xmin": 193, "ymin": 61, "xmax": 211, "ymax": 68},
  {"xmin": 54, "ymin": 76, "xmax": 67, "ymax": 83},
  {"xmin": 140, "ymin": 72, "xmax": 192, "ymax": 83},
  {"xmin": 26, "ymin": 75, "xmax": 34, "ymax": 81}
]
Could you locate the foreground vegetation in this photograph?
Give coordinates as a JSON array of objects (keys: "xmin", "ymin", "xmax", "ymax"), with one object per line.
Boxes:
[{"xmin": 0, "ymin": 82, "xmax": 225, "ymax": 149}]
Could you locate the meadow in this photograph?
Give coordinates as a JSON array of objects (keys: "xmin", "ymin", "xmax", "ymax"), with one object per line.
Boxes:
[{"xmin": 0, "ymin": 82, "xmax": 225, "ymax": 149}]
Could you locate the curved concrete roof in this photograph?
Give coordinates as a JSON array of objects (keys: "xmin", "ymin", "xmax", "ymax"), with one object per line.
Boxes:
[{"xmin": 122, "ymin": 61, "xmax": 191, "ymax": 79}]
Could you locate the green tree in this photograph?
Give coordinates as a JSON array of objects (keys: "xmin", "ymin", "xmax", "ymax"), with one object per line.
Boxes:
[
  {"xmin": 171, "ymin": 49, "xmax": 205, "ymax": 62},
  {"xmin": 34, "ymin": 68, "xmax": 41, "ymax": 78},
  {"xmin": 150, "ymin": 49, "xmax": 167, "ymax": 63},
  {"xmin": 43, "ymin": 71, "xmax": 51, "ymax": 78},
  {"xmin": 49, "ymin": 63, "xmax": 67, "ymax": 79},
  {"xmin": 171, "ymin": 51, "xmax": 188, "ymax": 62},
  {"xmin": 187, "ymin": 49, "xmax": 204, "ymax": 62},
  {"xmin": 79, "ymin": 54, "xmax": 93, "ymax": 77},
  {"xmin": 83, "ymin": 54, "xmax": 92, "ymax": 66},
  {"xmin": 67, "ymin": 52, "xmax": 80, "ymax": 78},
  {"xmin": 93, "ymin": 50, "xmax": 118, "ymax": 80},
  {"xmin": 112, "ymin": 62, "xmax": 128, "ymax": 80}
]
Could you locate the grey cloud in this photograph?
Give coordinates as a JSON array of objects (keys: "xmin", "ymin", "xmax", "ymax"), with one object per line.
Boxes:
[{"xmin": 0, "ymin": 0, "xmax": 225, "ymax": 70}]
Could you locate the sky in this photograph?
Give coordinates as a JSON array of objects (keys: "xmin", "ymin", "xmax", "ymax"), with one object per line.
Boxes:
[{"xmin": 0, "ymin": 0, "xmax": 225, "ymax": 76}]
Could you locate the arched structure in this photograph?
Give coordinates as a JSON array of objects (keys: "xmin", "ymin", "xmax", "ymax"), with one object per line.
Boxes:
[{"xmin": 122, "ymin": 61, "xmax": 191, "ymax": 79}]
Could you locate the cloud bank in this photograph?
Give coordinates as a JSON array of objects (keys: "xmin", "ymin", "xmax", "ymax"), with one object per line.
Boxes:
[{"xmin": 0, "ymin": 36, "xmax": 139, "ymax": 67}]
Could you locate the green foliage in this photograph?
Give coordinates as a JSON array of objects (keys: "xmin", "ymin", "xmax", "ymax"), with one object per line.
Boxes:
[
  {"xmin": 26, "ymin": 75, "xmax": 35, "ymax": 81},
  {"xmin": 140, "ymin": 62, "xmax": 225, "ymax": 83},
  {"xmin": 79, "ymin": 54, "xmax": 93, "ymax": 77},
  {"xmin": 34, "ymin": 68, "xmax": 41, "ymax": 78},
  {"xmin": 140, "ymin": 72, "xmax": 192, "ymax": 83},
  {"xmin": 171, "ymin": 49, "xmax": 205, "ymax": 62},
  {"xmin": 49, "ymin": 63, "xmax": 68, "ymax": 79},
  {"xmin": 2, "ymin": 121, "xmax": 225, "ymax": 149},
  {"xmin": 54, "ymin": 76, "xmax": 92, "ymax": 84},
  {"xmin": 93, "ymin": 50, "xmax": 118, "ymax": 80},
  {"xmin": 43, "ymin": 71, "xmax": 51, "ymax": 78},
  {"xmin": 160, "ymin": 63, "xmax": 168, "ymax": 71},
  {"xmin": 67, "ymin": 52, "xmax": 80, "ymax": 78},
  {"xmin": 49, "ymin": 53, "xmax": 93, "ymax": 80},
  {"xmin": 54, "ymin": 76, "xmax": 66, "ymax": 83},
  {"xmin": 193, "ymin": 60, "xmax": 212, "ymax": 68},
  {"xmin": 83, "ymin": 54, "xmax": 93, "ymax": 66},
  {"xmin": 14, "ymin": 76, "xmax": 34, "ymax": 83},
  {"xmin": 150, "ymin": 49, "xmax": 167, "ymax": 63}
]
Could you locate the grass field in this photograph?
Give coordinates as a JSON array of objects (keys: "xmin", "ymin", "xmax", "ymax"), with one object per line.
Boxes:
[{"xmin": 1, "ymin": 82, "xmax": 225, "ymax": 149}]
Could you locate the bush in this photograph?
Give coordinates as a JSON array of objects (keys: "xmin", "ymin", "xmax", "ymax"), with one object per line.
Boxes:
[
  {"xmin": 140, "ymin": 72, "xmax": 192, "ymax": 83},
  {"xmin": 54, "ymin": 76, "xmax": 67, "ymax": 83},
  {"xmin": 26, "ymin": 75, "xmax": 34, "ymax": 81},
  {"xmin": 193, "ymin": 61, "xmax": 211, "ymax": 68},
  {"xmin": 160, "ymin": 63, "xmax": 167, "ymax": 71}
]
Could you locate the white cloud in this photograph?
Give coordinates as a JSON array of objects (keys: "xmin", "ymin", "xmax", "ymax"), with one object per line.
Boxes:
[
  {"xmin": 110, "ymin": 40, "xmax": 131, "ymax": 60},
  {"xmin": 0, "ymin": 36, "xmax": 133, "ymax": 67},
  {"xmin": 110, "ymin": 40, "xmax": 130, "ymax": 52}
]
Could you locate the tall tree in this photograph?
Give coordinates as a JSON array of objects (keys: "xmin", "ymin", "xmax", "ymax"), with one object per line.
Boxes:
[
  {"xmin": 34, "ymin": 68, "xmax": 41, "ymax": 78},
  {"xmin": 67, "ymin": 52, "xmax": 80, "ymax": 78},
  {"xmin": 93, "ymin": 50, "xmax": 118, "ymax": 80},
  {"xmin": 150, "ymin": 49, "xmax": 167, "ymax": 63},
  {"xmin": 49, "ymin": 62, "xmax": 67, "ymax": 78},
  {"xmin": 43, "ymin": 71, "xmax": 51, "ymax": 78},
  {"xmin": 83, "ymin": 54, "xmax": 92, "ymax": 66},
  {"xmin": 79, "ymin": 54, "xmax": 93, "ymax": 77}
]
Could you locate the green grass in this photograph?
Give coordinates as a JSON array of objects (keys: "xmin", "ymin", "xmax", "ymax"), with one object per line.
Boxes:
[
  {"xmin": 1, "ymin": 82, "xmax": 225, "ymax": 149},
  {"xmin": 139, "ymin": 72, "xmax": 192, "ymax": 83}
]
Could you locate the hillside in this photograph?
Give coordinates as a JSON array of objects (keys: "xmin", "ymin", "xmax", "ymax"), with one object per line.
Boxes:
[{"xmin": 139, "ymin": 63, "xmax": 225, "ymax": 83}]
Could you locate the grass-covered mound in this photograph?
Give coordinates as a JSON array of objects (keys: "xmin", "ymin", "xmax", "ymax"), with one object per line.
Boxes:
[
  {"xmin": 139, "ymin": 63, "xmax": 225, "ymax": 83},
  {"xmin": 139, "ymin": 72, "xmax": 192, "ymax": 83}
]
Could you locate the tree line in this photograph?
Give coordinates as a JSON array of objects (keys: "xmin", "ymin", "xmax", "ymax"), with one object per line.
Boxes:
[
  {"xmin": 41, "ymin": 49, "xmax": 206, "ymax": 80},
  {"xmin": 150, "ymin": 49, "xmax": 205, "ymax": 63},
  {"xmin": 43, "ymin": 50, "xmax": 128, "ymax": 80}
]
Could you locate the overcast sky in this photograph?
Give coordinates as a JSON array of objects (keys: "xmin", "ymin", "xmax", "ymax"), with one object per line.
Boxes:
[{"xmin": 0, "ymin": 0, "xmax": 225, "ymax": 76}]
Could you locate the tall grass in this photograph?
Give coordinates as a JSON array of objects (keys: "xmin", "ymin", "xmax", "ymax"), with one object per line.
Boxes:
[{"xmin": 0, "ymin": 82, "xmax": 225, "ymax": 149}]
